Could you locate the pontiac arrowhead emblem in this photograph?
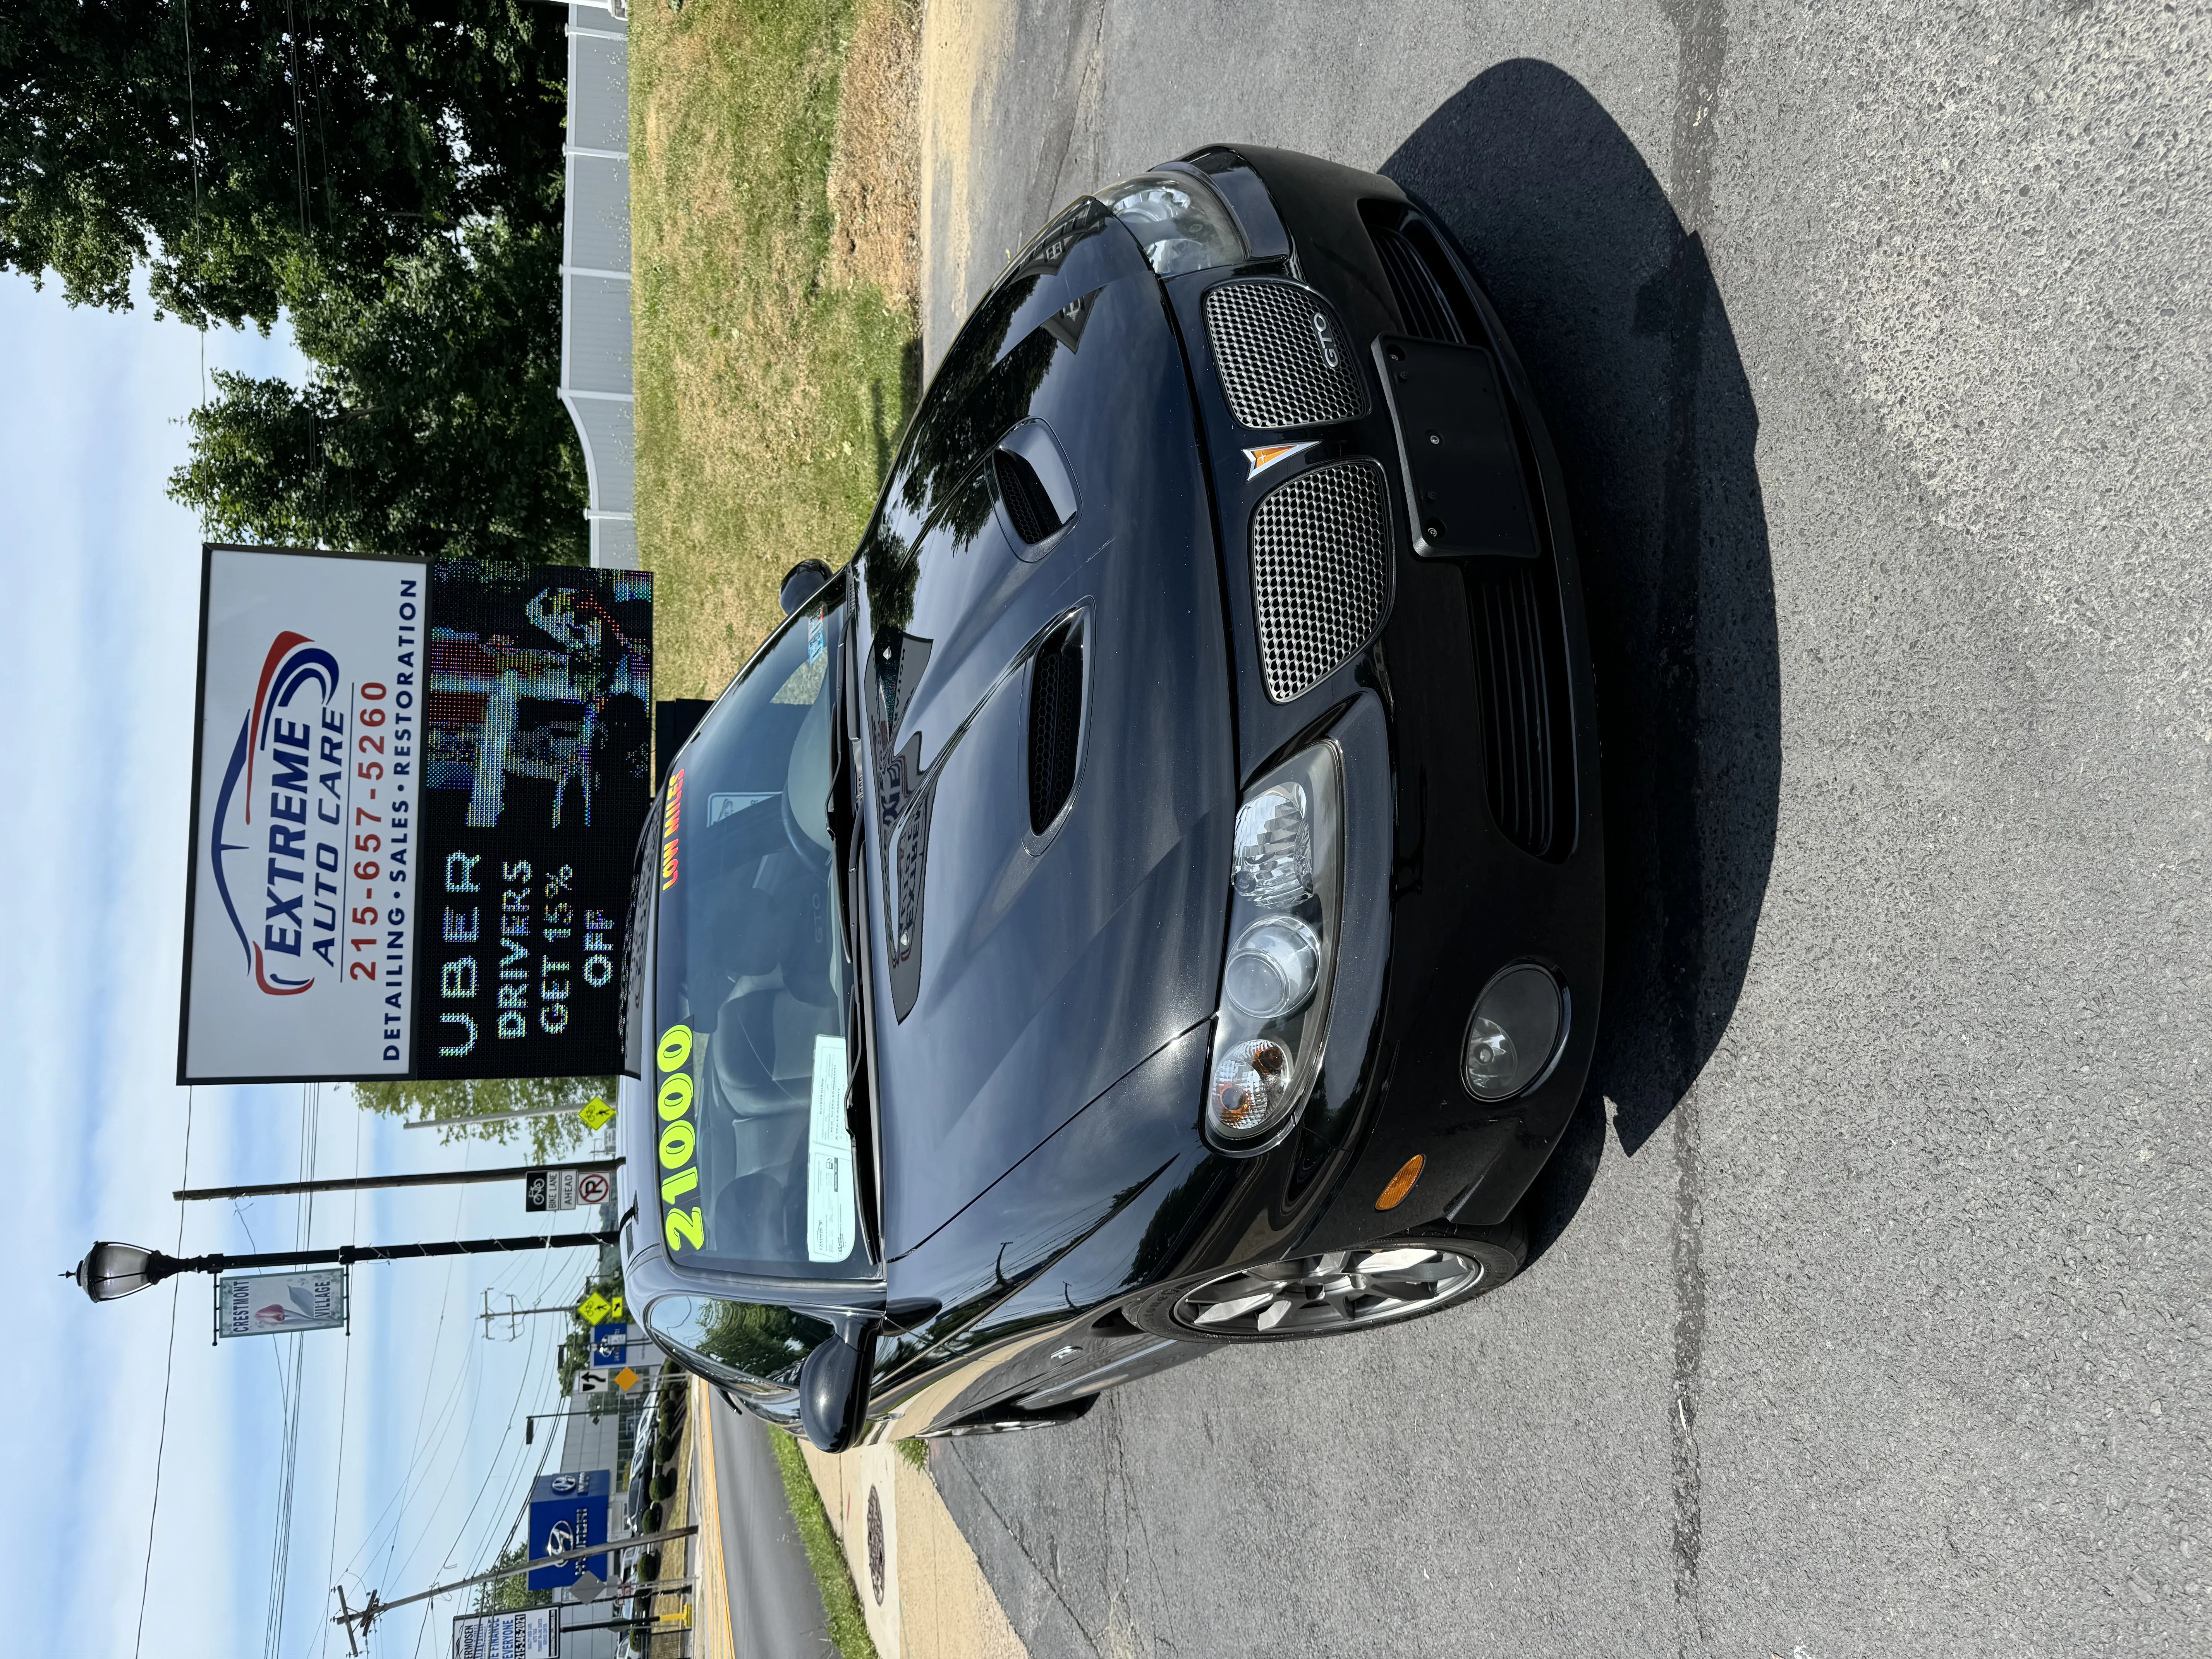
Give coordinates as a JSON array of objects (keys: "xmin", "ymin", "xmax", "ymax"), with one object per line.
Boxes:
[{"xmin": 1242, "ymin": 441, "xmax": 1317, "ymax": 481}]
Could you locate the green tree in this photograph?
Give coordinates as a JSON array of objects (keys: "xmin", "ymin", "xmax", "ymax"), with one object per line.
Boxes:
[
  {"xmin": 349, "ymin": 1072, "xmax": 613, "ymax": 1163},
  {"xmin": 474, "ymin": 1541, "xmax": 554, "ymax": 1614},
  {"xmin": 168, "ymin": 212, "xmax": 588, "ymax": 561},
  {"xmin": 0, "ymin": 0, "xmax": 564, "ymax": 328}
]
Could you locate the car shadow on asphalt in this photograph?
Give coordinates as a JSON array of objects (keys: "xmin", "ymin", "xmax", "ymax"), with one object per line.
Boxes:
[{"xmin": 1385, "ymin": 61, "xmax": 1782, "ymax": 1266}]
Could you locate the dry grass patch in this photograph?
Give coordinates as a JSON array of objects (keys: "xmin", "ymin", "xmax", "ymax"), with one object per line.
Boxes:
[
  {"xmin": 828, "ymin": 0, "xmax": 921, "ymax": 307},
  {"xmin": 632, "ymin": 0, "xmax": 921, "ymax": 698}
]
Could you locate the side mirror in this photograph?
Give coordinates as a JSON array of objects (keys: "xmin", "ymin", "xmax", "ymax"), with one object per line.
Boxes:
[
  {"xmin": 798, "ymin": 1329, "xmax": 873, "ymax": 1452},
  {"xmin": 780, "ymin": 558, "xmax": 834, "ymax": 617}
]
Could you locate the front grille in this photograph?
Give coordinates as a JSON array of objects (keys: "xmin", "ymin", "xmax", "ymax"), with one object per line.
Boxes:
[
  {"xmin": 1370, "ymin": 220, "xmax": 1464, "ymax": 343},
  {"xmin": 1470, "ymin": 562, "xmax": 1575, "ymax": 860},
  {"xmin": 1204, "ymin": 279, "xmax": 1369, "ymax": 430},
  {"xmin": 1366, "ymin": 210, "xmax": 1479, "ymax": 346},
  {"xmin": 994, "ymin": 447, "xmax": 1061, "ymax": 544},
  {"xmin": 1249, "ymin": 459, "xmax": 1391, "ymax": 703},
  {"xmin": 1027, "ymin": 631, "xmax": 1082, "ymax": 831}
]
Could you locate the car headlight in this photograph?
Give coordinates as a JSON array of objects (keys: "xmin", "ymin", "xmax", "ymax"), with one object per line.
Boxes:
[
  {"xmin": 1094, "ymin": 171, "xmax": 1245, "ymax": 276},
  {"xmin": 1205, "ymin": 744, "xmax": 1342, "ymax": 1147}
]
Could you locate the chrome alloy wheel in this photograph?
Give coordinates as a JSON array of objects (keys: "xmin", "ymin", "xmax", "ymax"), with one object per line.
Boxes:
[{"xmin": 1171, "ymin": 1245, "xmax": 1486, "ymax": 1338}]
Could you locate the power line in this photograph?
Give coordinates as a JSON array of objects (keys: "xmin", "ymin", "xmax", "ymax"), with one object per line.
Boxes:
[
  {"xmin": 263, "ymin": 1083, "xmax": 321, "ymax": 1659},
  {"xmin": 131, "ymin": 1087, "xmax": 196, "ymax": 1659},
  {"xmin": 318, "ymin": 1106, "xmax": 364, "ymax": 1659},
  {"xmin": 179, "ymin": 0, "xmax": 207, "ymax": 404}
]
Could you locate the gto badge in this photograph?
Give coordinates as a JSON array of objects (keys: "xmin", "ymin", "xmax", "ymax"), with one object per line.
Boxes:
[
  {"xmin": 1243, "ymin": 441, "xmax": 1318, "ymax": 481},
  {"xmin": 1310, "ymin": 310, "xmax": 1341, "ymax": 368}
]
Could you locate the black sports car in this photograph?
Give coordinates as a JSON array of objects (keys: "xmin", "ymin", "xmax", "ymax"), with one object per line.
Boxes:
[{"xmin": 615, "ymin": 146, "xmax": 1604, "ymax": 1451}]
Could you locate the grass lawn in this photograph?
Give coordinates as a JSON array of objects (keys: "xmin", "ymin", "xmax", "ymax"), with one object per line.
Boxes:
[
  {"xmin": 631, "ymin": 8, "xmax": 909, "ymax": 1651},
  {"xmin": 769, "ymin": 1429, "xmax": 881, "ymax": 1659},
  {"xmin": 631, "ymin": 0, "xmax": 919, "ymax": 699}
]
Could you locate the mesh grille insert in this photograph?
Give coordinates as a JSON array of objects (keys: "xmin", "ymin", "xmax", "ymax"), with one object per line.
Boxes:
[
  {"xmin": 1204, "ymin": 279, "xmax": 1370, "ymax": 430},
  {"xmin": 1028, "ymin": 632, "xmax": 1083, "ymax": 832},
  {"xmin": 994, "ymin": 448, "xmax": 1062, "ymax": 544},
  {"xmin": 1250, "ymin": 459, "xmax": 1391, "ymax": 703}
]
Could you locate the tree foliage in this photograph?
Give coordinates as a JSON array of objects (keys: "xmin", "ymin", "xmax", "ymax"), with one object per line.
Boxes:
[
  {"xmin": 0, "ymin": 0, "xmax": 565, "ymax": 328},
  {"xmin": 168, "ymin": 212, "xmax": 588, "ymax": 561},
  {"xmin": 474, "ymin": 1541, "xmax": 554, "ymax": 1614},
  {"xmin": 349, "ymin": 1073, "xmax": 614, "ymax": 1163}
]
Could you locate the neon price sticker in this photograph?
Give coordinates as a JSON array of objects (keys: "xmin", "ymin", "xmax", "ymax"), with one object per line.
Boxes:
[{"xmin": 655, "ymin": 1023, "xmax": 705, "ymax": 1252}]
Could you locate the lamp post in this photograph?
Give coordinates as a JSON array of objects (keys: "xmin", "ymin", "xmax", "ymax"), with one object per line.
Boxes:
[{"xmin": 66, "ymin": 1231, "xmax": 621, "ymax": 1304}]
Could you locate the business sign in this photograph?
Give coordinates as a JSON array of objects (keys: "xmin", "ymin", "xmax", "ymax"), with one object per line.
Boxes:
[
  {"xmin": 179, "ymin": 546, "xmax": 653, "ymax": 1082},
  {"xmin": 215, "ymin": 1267, "xmax": 348, "ymax": 1338},
  {"xmin": 527, "ymin": 1469, "xmax": 611, "ymax": 1589},
  {"xmin": 452, "ymin": 1609, "xmax": 557, "ymax": 1659}
]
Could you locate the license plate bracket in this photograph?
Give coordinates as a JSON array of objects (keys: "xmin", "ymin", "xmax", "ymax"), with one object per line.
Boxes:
[{"xmin": 1374, "ymin": 334, "xmax": 1540, "ymax": 560}]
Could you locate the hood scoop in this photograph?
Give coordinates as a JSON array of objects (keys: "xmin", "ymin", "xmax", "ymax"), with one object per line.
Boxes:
[
  {"xmin": 1027, "ymin": 619, "xmax": 1085, "ymax": 834},
  {"xmin": 993, "ymin": 420, "xmax": 1079, "ymax": 557}
]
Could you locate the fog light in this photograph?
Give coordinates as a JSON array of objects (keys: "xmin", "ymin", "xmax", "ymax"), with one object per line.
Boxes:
[
  {"xmin": 1462, "ymin": 965, "xmax": 1563, "ymax": 1101},
  {"xmin": 1223, "ymin": 917, "xmax": 1320, "ymax": 1020}
]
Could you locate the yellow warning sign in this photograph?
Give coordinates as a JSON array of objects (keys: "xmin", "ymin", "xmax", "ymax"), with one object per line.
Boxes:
[
  {"xmin": 578, "ymin": 1097, "xmax": 615, "ymax": 1131},
  {"xmin": 615, "ymin": 1366, "xmax": 640, "ymax": 1391},
  {"xmin": 577, "ymin": 1291, "xmax": 613, "ymax": 1326}
]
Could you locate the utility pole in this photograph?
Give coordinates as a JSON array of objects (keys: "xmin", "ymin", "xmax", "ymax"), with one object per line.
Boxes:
[
  {"xmin": 482, "ymin": 1293, "xmax": 610, "ymax": 1339},
  {"xmin": 174, "ymin": 1157, "xmax": 620, "ymax": 1203},
  {"xmin": 330, "ymin": 1523, "xmax": 699, "ymax": 1644},
  {"xmin": 404, "ymin": 1099, "xmax": 611, "ymax": 1130}
]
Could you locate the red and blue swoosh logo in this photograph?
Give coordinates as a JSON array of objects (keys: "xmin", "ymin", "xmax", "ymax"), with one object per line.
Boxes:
[{"xmin": 210, "ymin": 631, "xmax": 340, "ymax": 995}]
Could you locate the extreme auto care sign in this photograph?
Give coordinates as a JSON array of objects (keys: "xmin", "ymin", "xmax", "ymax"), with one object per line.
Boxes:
[{"xmin": 179, "ymin": 546, "xmax": 653, "ymax": 1082}]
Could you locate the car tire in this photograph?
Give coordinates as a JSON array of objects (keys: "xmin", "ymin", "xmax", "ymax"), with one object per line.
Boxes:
[{"xmin": 1125, "ymin": 1214, "xmax": 1528, "ymax": 1344}]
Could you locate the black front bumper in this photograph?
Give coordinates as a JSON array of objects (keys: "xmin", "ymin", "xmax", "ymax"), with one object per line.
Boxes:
[{"xmin": 1154, "ymin": 145, "xmax": 1607, "ymax": 1251}]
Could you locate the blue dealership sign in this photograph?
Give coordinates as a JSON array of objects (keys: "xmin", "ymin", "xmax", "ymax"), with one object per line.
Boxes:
[
  {"xmin": 526, "ymin": 1469, "xmax": 611, "ymax": 1589},
  {"xmin": 589, "ymin": 1322, "xmax": 627, "ymax": 1365}
]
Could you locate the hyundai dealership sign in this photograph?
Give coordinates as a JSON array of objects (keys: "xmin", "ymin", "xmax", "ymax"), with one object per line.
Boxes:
[
  {"xmin": 178, "ymin": 546, "xmax": 652, "ymax": 1082},
  {"xmin": 526, "ymin": 1469, "xmax": 611, "ymax": 1590}
]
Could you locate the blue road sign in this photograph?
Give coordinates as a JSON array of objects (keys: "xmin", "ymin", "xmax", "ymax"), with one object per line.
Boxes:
[{"xmin": 527, "ymin": 1469, "xmax": 611, "ymax": 1589}]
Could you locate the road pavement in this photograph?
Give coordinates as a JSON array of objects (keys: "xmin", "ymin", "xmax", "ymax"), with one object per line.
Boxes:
[
  {"xmin": 915, "ymin": 3, "xmax": 2212, "ymax": 1656},
  {"xmin": 698, "ymin": 1388, "xmax": 834, "ymax": 1656}
]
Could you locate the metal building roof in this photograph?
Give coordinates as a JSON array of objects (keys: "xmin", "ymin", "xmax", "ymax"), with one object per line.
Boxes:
[{"xmin": 560, "ymin": 3, "xmax": 635, "ymax": 570}]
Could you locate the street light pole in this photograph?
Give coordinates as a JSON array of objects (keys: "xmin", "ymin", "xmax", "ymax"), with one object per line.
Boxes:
[
  {"xmin": 403, "ymin": 1099, "xmax": 610, "ymax": 1130},
  {"xmin": 67, "ymin": 1232, "xmax": 621, "ymax": 1302}
]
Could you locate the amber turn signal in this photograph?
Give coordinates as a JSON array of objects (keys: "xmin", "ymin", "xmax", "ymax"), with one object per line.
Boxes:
[{"xmin": 1374, "ymin": 1153, "xmax": 1424, "ymax": 1211}]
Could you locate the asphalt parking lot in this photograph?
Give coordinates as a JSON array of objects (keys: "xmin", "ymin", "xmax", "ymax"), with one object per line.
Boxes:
[{"xmin": 914, "ymin": 3, "xmax": 2211, "ymax": 1655}]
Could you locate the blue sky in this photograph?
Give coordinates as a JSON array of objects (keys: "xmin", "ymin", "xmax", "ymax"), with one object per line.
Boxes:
[{"xmin": 0, "ymin": 273, "xmax": 599, "ymax": 1659}]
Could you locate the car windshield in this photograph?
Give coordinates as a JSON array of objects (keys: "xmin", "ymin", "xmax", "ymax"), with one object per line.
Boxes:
[{"xmin": 650, "ymin": 576, "xmax": 867, "ymax": 1280}]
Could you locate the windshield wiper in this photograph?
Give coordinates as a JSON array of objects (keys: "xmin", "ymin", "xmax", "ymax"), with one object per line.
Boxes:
[{"xmin": 828, "ymin": 621, "xmax": 885, "ymax": 1264}]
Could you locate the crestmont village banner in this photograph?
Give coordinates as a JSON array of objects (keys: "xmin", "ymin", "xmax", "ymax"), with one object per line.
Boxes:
[{"xmin": 178, "ymin": 546, "xmax": 653, "ymax": 1082}]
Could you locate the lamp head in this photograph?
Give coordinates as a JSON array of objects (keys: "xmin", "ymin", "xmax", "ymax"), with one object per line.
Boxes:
[{"xmin": 72, "ymin": 1241, "xmax": 167, "ymax": 1303}]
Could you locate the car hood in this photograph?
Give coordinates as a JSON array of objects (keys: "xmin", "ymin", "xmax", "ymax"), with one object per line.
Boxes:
[{"xmin": 857, "ymin": 208, "xmax": 1237, "ymax": 1255}]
